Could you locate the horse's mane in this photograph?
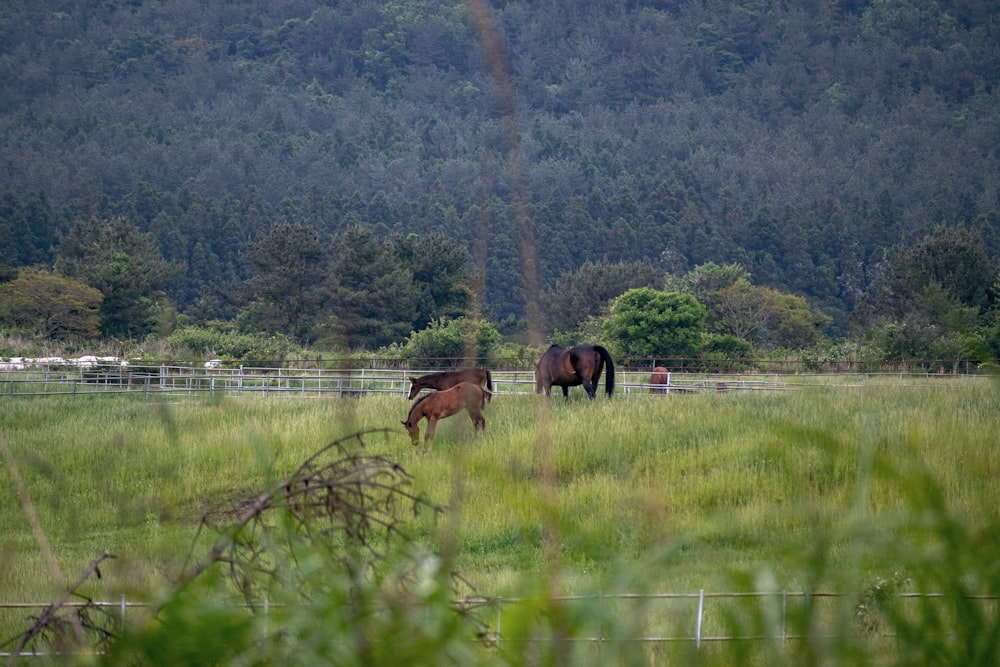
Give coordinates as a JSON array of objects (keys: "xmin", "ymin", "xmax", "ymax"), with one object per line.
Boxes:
[{"xmin": 407, "ymin": 392, "xmax": 433, "ymax": 419}]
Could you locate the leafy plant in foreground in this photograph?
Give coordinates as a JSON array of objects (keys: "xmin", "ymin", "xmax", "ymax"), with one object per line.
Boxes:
[{"xmin": 4, "ymin": 431, "xmax": 492, "ymax": 665}]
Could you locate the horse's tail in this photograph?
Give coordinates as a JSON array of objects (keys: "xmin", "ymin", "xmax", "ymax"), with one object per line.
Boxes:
[
  {"xmin": 483, "ymin": 368, "xmax": 493, "ymax": 393},
  {"xmin": 595, "ymin": 345, "xmax": 615, "ymax": 397}
]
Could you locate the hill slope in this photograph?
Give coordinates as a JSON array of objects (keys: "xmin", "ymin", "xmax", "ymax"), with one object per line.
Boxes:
[{"xmin": 1, "ymin": 0, "xmax": 998, "ymax": 324}]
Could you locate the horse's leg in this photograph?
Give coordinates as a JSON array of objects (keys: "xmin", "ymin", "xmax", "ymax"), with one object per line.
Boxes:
[
  {"xmin": 561, "ymin": 385, "xmax": 569, "ymax": 399},
  {"xmin": 467, "ymin": 408, "xmax": 484, "ymax": 435},
  {"xmin": 581, "ymin": 379, "xmax": 596, "ymax": 399},
  {"xmin": 470, "ymin": 408, "xmax": 486, "ymax": 435},
  {"xmin": 423, "ymin": 417, "xmax": 438, "ymax": 452}
]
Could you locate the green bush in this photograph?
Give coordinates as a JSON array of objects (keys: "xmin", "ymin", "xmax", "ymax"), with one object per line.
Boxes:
[
  {"xmin": 695, "ymin": 333, "xmax": 754, "ymax": 372},
  {"xmin": 603, "ymin": 288, "xmax": 706, "ymax": 359},
  {"xmin": 165, "ymin": 325, "xmax": 298, "ymax": 363},
  {"xmin": 390, "ymin": 317, "xmax": 501, "ymax": 367}
]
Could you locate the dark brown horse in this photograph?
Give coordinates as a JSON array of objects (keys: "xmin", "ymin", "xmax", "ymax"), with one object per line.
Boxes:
[
  {"xmin": 407, "ymin": 367, "xmax": 493, "ymax": 401},
  {"xmin": 534, "ymin": 344, "xmax": 615, "ymax": 399},
  {"xmin": 649, "ymin": 367, "xmax": 669, "ymax": 394},
  {"xmin": 401, "ymin": 381, "xmax": 491, "ymax": 452}
]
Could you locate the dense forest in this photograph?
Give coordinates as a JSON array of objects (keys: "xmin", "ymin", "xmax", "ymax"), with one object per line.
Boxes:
[{"xmin": 1, "ymin": 1, "xmax": 999, "ymax": 362}]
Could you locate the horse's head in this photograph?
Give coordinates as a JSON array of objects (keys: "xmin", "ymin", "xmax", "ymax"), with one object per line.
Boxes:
[
  {"xmin": 401, "ymin": 419, "xmax": 420, "ymax": 446},
  {"xmin": 406, "ymin": 377, "xmax": 420, "ymax": 400}
]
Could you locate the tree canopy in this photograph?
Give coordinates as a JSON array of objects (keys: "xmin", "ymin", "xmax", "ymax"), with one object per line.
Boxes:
[
  {"xmin": 0, "ymin": 267, "xmax": 102, "ymax": 340},
  {"xmin": 231, "ymin": 226, "xmax": 472, "ymax": 349},
  {"xmin": 1, "ymin": 1, "xmax": 998, "ymax": 359},
  {"xmin": 54, "ymin": 216, "xmax": 177, "ymax": 339},
  {"xmin": 603, "ymin": 288, "xmax": 706, "ymax": 360}
]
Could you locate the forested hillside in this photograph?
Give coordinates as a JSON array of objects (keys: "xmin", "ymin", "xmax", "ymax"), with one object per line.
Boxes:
[{"xmin": 1, "ymin": 1, "xmax": 999, "ymax": 353}]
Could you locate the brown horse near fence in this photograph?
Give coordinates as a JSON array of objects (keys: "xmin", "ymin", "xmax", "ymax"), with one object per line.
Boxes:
[
  {"xmin": 649, "ymin": 367, "xmax": 669, "ymax": 394},
  {"xmin": 407, "ymin": 367, "xmax": 493, "ymax": 402},
  {"xmin": 534, "ymin": 344, "xmax": 615, "ymax": 399},
  {"xmin": 402, "ymin": 381, "xmax": 491, "ymax": 452}
]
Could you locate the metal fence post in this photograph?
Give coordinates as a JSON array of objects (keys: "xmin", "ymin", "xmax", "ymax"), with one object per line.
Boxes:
[
  {"xmin": 782, "ymin": 590, "xmax": 787, "ymax": 643},
  {"xmin": 597, "ymin": 591, "xmax": 603, "ymax": 652},
  {"xmin": 495, "ymin": 597, "xmax": 502, "ymax": 649},
  {"xmin": 696, "ymin": 589, "xmax": 704, "ymax": 649}
]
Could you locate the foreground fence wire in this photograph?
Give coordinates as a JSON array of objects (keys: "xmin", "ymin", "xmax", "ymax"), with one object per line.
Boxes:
[{"xmin": 2, "ymin": 590, "xmax": 996, "ymax": 658}]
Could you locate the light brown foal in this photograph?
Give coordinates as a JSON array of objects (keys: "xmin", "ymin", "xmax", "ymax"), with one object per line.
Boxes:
[{"xmin": 401, "ymin": 381, "xmax": 491, "ymax": 452}]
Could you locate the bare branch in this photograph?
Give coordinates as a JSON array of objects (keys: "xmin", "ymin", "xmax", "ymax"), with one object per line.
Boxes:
[{"xmin": 3, "ymin": 551, "xmax": 118, "ymax": 661}]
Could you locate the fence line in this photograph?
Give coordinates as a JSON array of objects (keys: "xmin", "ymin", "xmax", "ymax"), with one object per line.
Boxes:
[
  {"xmin": 0, "ymin": 365, "xmax": 763, "ymax": 398},
  {"xmin": 1, "ymin": 363, "xmax": 988, "ymax": 400},
  {"xmin": 2, "ymin": 590, "xmax": 995, "ymax": 657}
]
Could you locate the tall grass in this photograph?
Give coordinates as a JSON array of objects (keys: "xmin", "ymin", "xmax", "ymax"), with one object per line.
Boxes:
[{"xmin": 2, "ymin": 380, "xmax": 999, "ymax": 664}]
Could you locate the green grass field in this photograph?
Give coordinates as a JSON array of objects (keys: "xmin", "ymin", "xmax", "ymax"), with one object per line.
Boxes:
[{"xmin": 2, "ymin": 380, "xmax": 999, "ymax": 663}]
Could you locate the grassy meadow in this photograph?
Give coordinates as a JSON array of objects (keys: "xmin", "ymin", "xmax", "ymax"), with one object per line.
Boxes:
[{"xmin": 2, "ymin": 378, "xmax": 999, "ymax": 662}]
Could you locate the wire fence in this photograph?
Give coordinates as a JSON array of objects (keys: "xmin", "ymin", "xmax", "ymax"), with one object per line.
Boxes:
[
  {"xmin": 2, "ymin": 590, "xmax": 996, "ymax": 658},
  {"xmin": 470, "ymin": 590, "xmax": 999, "ymax": 648}
]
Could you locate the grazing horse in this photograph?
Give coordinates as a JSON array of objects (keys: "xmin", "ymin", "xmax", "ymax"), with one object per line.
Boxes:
[
  {"xmin": 534, "ymin": 344, "xmax": 615, "ymax": 399},
  {"xmin": 407, "ymin": 367, "xmax": 493, "ymax": 402},
  {"xmin": 401, "ymin": 381, "xmax": 491, "ymax": 452},
  {"xmin": 649, "ymin": 367, "xmax": 669, "ymax": 394}
]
